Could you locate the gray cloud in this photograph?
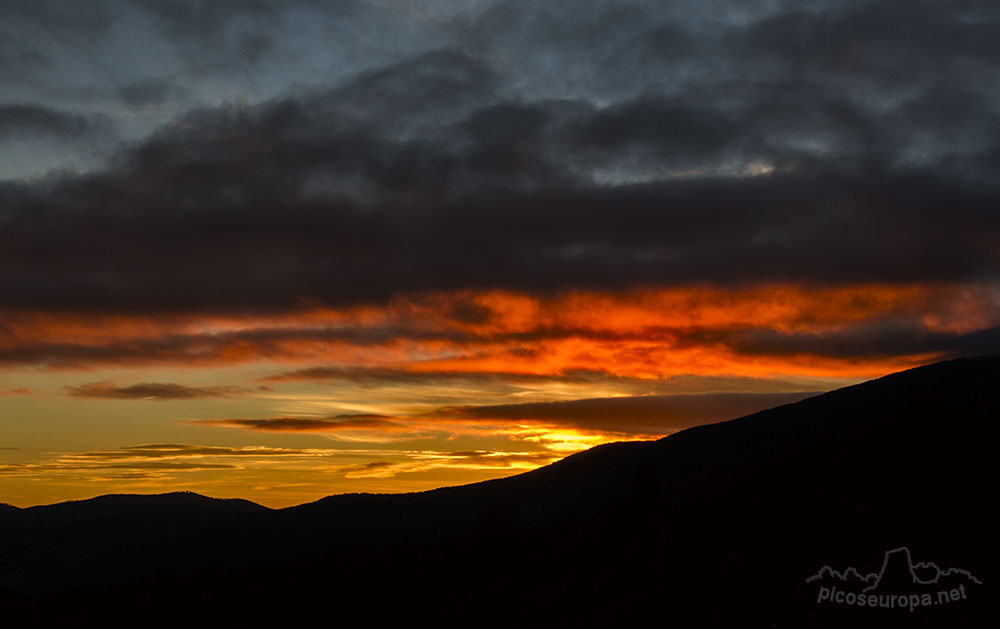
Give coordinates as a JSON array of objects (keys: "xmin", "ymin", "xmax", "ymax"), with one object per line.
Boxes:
[
  {"xmin": 1, "ymin": 85, "xmax": 997, "ymax": 314},
  {"xmin": 0, "ymin": 103, "xmax": 113, "ymax": 140},
  {"xmin": 65, "ymin": 382, "xmax": 250, "ymax": 399},
  {"xmin": 117, "ymin": 77, "xmax": 190, "ymax": 108},
  {"xmin": 0, "ymin": 31, "xmax": 51, "ymax": 81}
]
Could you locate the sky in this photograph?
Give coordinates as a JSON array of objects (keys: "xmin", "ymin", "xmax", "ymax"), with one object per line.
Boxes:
[{"xmin": 1, "ymin": 0, "xmax": 998, "ymax": 508}]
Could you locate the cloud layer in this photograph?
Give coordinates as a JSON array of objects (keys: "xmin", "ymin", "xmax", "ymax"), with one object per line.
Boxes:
[{"xmin": 2, "ymin": 1, "xmax": 998, "ymax": 319}]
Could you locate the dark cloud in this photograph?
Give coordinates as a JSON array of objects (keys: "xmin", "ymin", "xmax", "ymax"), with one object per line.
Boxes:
[
  {"xmin": 1, "ymin": 119, "xmax": 997, "ymax": 317},
  {"xmin": 320, "ymin": 48, "xmax": 497, "ymax": 128},
  {"xmin": 136, "ymin": 0, "xmax": 277, "ymax": 39},
  {"xmin": 134, "ymin": 0, "xmax": 283, "ymax": 71},
  {"xmin": 117, "ymin": 78, "xmax": 189, "ymax": 107},
  {"xmin": 259, "ymin": 367, "xmax": 838, "ymax": 394},
  {"xmin": 259, "ymin": 366, "xmax": 606, "ymax": 384},
  {"xmin": 0, "ymin": 323, "xmax": 465, "ymax": 368},
  {"xmin": 71, "ymin": 443, "xmax": 317, "ymax": 459},
  {"xmin": 735, "ymin": 1, "xmax": 1000, "ymax": 89},
  {"xmin": 713, "ymin": 324, "xmax": 1000, "ymax": 361},
  {"xmin": 440, "ymin": 391, "xmax": 822, "ymax": 434},
  {"xmin": 198, "ymin": 415, "xmax": 406, "ymax": 432},
  {"xmin": 65, "ymin": 382, "xmax": 250, "ymax": 399},
  {"xmin": 0, "ymin": 32, "xmax": 51, "ymax": 81},
  {"xmin": 0, "ymin": 0, "xmax": 280, "ymax": 69},
  {"xmin": 0, "ymin": 103, "xmax": 113, "ymax": 140},
  {"xmin": 458, "ymin": 0, "xmax": 698, "ymax": 102},
  {"xmin": 0, "ymin": 1, "xmax": 112, "ymax": 40},
  {"xmin": 0, "ymin": 1, "xmax": 112, "ymax": 92}
]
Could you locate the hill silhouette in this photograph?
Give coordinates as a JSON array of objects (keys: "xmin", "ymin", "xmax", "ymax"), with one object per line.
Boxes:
[
  {"xmin": 0, "ymin": 355, "xmax": 993, "ymax": 627},
  {"xmin": 8, "ymin": 491, "xmax": 266, "ymax": 525}
]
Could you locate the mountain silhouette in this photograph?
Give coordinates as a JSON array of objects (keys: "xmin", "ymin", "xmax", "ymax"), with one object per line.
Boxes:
[
  {"xmin": 5, "ymin": 491, "xmax": 266, "ymax": 525},
  {"xmin": 0, "ymin": 355, "xmax": 993, "ymax": 627}
]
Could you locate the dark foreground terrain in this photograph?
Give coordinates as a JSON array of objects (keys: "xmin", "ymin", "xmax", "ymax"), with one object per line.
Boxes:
[{"xmin": 1, "ymin": 356, "xmax": 994, "ymax": 627}]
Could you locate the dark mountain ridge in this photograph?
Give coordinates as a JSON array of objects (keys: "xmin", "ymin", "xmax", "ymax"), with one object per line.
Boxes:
[{"xmin": 2, "ymin": 491, "xmax": 267, "ymax": 526}]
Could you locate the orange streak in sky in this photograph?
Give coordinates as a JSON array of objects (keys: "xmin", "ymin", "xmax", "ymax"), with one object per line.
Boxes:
[{"xmin": 0, "ymin": 283, "xmax": 995, "ymax": 378}]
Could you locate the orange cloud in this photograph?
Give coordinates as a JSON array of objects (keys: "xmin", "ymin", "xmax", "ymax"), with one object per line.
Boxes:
[{"xmin": 0, "ymin": 283, "xmax": 995, "ymax": 380}]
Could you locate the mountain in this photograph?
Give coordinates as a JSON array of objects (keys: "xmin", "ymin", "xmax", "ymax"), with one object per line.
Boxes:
[
  {"xmin": 2, "ymin": 490, "xmax": 266, "ymax": 525},
  {"xmin": 0, "ymin": 355, "xmax": 993, "ymax": 626}
]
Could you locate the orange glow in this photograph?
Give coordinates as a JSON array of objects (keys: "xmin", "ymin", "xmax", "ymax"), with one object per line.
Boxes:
[{"xmin": 1, "ymin": 283, "xmax": 994, "ymax": 380}]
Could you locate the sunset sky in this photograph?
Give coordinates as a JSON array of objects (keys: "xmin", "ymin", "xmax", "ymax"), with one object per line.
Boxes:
[{"xmin": 2, "ymin": 0, "xmax": 998, "ymax": 507}]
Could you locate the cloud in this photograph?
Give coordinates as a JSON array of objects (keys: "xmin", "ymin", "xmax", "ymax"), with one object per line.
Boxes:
[
  {"xmin": 733, "ymin": 1, "xmax": 1000, "ymax": 91},
  {"xmin": 65, "ymin": 381, "xmax": 250, "ymax": 399},
  {"xmin": 135, "ymin": 0, "xmax": 278, "ymax": 39},
  {"xmin": 700, "ymin": 324, "xmax": 1000, "ymax": 360},
  {"xmin": 1, "ymin": 84, "xmax": 997, "ymax": 317},
  {"xmin": 0, "ymin": 443, "xmax": 328, "ymax": 477},
  {"xmin": 87, "ymin": 461, "xmax": 238, "ymax": 470},
  {"xmin": 117, "ymin": 78, "xmax": 190, "ymax": 108},
  {"xmin": 0, "ymin": 103, "xmax": 114, "ymax": 140},
  {"xmin": 438, "ymin": 391, "xmax": 822, "ymax": 434},
  {"xmin": 193, "ymin": 391, "xmax": 823, "ymax": 441},
  {"xmin": 338, "ymin": 450, "xmax": 560, "ymax": 479},
  {"xmin": 0, "ymin": 322, "xmax": 463, "ymax": 368},
  {"xmin": 0, "ymin": 284, "xmax": 995, "ymax": 375},
  {"xmin": 196, "ymin": 415, "xmax": 443, "ymax": 444},
  {"xmin": 0, "ymin": 31, "xmax": 51, "ymax": 81},
  {"xmin": 69, "ymin": 443, "xmax": 321, "ymax": 460},
  {"xmin": 200, "ymin": 414, "xmax": 408, "ymax": 433},
  {"xmin": 258, "ymin": 365, "xmax": 612, "ymax": 385}
]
